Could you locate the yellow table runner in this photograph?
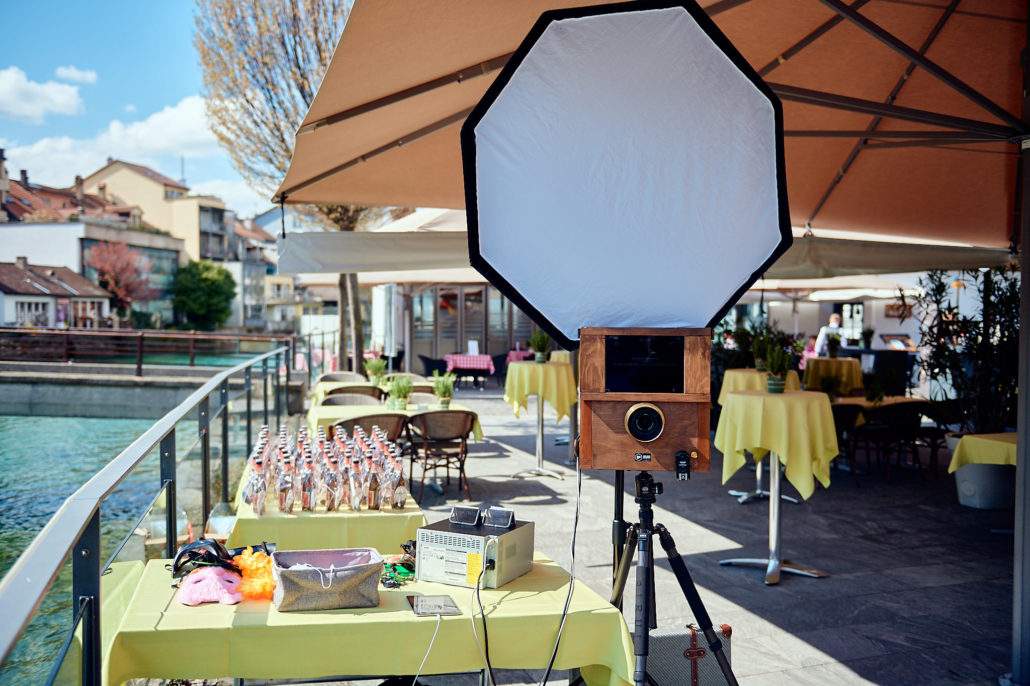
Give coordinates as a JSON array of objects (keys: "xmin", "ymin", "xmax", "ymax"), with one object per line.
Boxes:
[
  {"xmin": 802, "ymin": 357, "xmax": 863, "ymax": 395},
  {"xmin": 718, "ymin": 369, "xmax": 801, "ymax": 405},
  {"xmin": 312, "ymin": 381, "xmax": 384, "ymax": 406},
  {"xmin": 504, "ymin": 361, "xmax": 577, "ymax": 422},
  {"xmin": 307, "ymin": 402, "xmax": 483, "ymax": 440},
  {"xmin": 716, "ymin": 390, "xmax": 838, "ymax": 500},
  {"xmin": 104, "ymin": 555, "xmax": 633, "ymax": 686},
  {"xmin": 948, "ymin": 432, "xmax": 1017, "ymax": 473}
]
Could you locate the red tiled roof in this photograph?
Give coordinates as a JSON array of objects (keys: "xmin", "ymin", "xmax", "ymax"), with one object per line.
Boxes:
[
  {"xmin": 0, "ymin": 262, "xmax": 110, "ymax": 298},
  {"xmin": 3, "ymin": 180, "xmax": 51, "ymax": 220},
  {"xmin": 88, "ymin": 159, "xmax": 189, "ymax": 191},
  {"xmin": 233, "ymin": 220, "xmax": 275, "ymax": 242}
]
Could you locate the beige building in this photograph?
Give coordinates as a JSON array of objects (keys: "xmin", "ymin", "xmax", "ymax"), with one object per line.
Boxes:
[
  {"xmin": 83, "ymin": 159, "xmax": 229, "ymax": 261},
  {"xmin": 264, "ymin": 274, "xmax": 296, "ymax": 332}
]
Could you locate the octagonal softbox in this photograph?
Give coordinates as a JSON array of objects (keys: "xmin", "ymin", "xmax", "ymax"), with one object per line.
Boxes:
[{"xmin": 461, "ymin": 0, "xmax": 791, "ymax": 350}]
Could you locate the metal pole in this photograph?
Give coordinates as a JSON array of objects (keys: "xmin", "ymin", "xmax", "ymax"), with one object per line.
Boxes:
[
  {"xmin": 189, "ymin": 335, "xmax": 195, "ymax": 367},
  {"xmin": 262, "ymin": 357, "xmax": 269, "ymax": 426},
  {"xmin": 274, "ymin": 352, "xmax": 282, "ymax": 432},
  {"xmin": 766, "ymin": 453, "xmax": 783, "ymax": 585},
  {"xmin": 199, "ymin": 397, "xmax": 210, "ymax": 535},
  {"xmin": 306, "ymin": 335, "xmax": 313, "ymax": 385},
  {"xmin": 135, "ymin": 332, "xmax": 143, "ymax": 376},
  {"xmin": 220, "ymin": 380, "xmax": 229, "ymax": 504},
  {"xmin": 160, "ymin": 431, "xmax": 176, "ymax": 560},
  {"xmin": 245, "ymin": 366, "xmax": 253, "ymax": 453},
  {"xmin": 72, "ymin": 509, "xmax": 101, "ymax": 686},
  {"xmin": 284, "ymin": 349, "xmax": 291, "ymax": 417}
]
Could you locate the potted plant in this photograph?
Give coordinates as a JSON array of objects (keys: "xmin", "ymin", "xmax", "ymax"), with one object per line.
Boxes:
[
  {"xmin": 860, "ymin": 327, "xmax": 875, "ymax": 349},
  {"xmin": 765, "ymin": 345, "xmax": 790, "ymax": 393},
  {"xmin": 826, "ymin": 333, "xmax": 842, "ymax": 358},
  {"xmin": 431, "ymin": 370, "xmax": 456, "ymax": 409},
  {"xmin": 819, "ymin": 373, "xmax": 842, "ymax": 402},
  {"xmin": 387, "ymin": 376, "xmax": 413, "ymax": 410},
  {"xmin": 364, "ymin": 357, "xmax": 387, "ymax": 385},
  {"xmin": 751, "ymin": 334, "xmax": 770, "ymax": 371},
  {"xmin": 527, "ymin": 330, "xmax": 551, "ymax": 363}
]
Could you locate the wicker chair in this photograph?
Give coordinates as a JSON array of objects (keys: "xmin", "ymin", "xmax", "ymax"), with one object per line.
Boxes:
[
  {"xmin": 410, "ymin": 383, "xmax": 435, "ymax": 395},
  {"xmin": 854, "ymin": 401, "xmax": 930, "ymax": 481},
  {"xmin": 326, "ymin": 385, "xmax": 385, "ymax": 401},
  {"xmin": 830, "ymin": 403, "xmax": 863, "ymax": 487},
  {"xmin": 408, "ymin": 410, "xmax": 477, "ymax": 501},
  {"xmin": 385, "ymin": 372, "xmax": 428, "ymax": 383},
  {"xmin": 317, "ymin": 371, "xmax": 367, "ymax": 384},
  {"xmin": 409, "ymin": 392, "xmax": 438, "ymax": 406},
  {"xmin": 320, "ymin": 395, "xmax": 381, "ymax": 406},
  {"xmin": 332, "ymin": 413, "xmax": 410, "ymax": 443}
]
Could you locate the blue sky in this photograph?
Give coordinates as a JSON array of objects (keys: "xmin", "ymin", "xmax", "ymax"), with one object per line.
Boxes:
[{"xmin": 0, "ymin": 1, "xmax": 270, "ymax": 217}]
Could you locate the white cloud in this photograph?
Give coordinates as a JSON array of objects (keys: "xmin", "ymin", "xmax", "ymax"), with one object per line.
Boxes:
[
  {"xmin": 54, "ymin": 65, "xmax": 97, "ymax": 84},
  {"xmin": 0, "ymin": 67, "xmax": 82, "ymax": 124},
  {"xmin": 124, "ymin": 103, "xmax": 137, "ymax": 113},
  {"xmin": 190, "ymin": 179, "xmax": 270, "ymax": 219},
  {"xmin": 6, "ymin": 95, "xmax": 220, "ymax": 184}
]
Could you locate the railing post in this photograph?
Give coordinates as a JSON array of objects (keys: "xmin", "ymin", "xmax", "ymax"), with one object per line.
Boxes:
[
  {"xmin": 63, "ymin": 333, "xmax": 69, "ymax": 363},
  {"xmin": 284, "ymin": 350, "xmax": 291, "ymax": 418},
  {"xmin": 160, "ymin": 431, "xmax": 177, "ymax": 560},
  {"xmin": 72, "ymin": 509, "xmax": 101, "ymax": 686},
  {"xmin": 262, "ymin": 357, "xmax": 269, "ymax": 426},
  {"xmin": 199, "ymin": 396, "xmax": 210, "ymax": 536},
  {"xmin": 189, "ymin": 334, "xmax": 196, "ymax": 367},
  {"xmin": 306, "ymin": 336, "xmax": 314, "ymax": 386},
  {"xmin": 220, "ymin": 380, "xmax": 230, "ymax": 504},
  {"xmin": 245, "ymin": 366, "xmax": 253, "ymax": 454},
  {"xmin": 274, "ymin": 352, "xmax": 282, "ymax": 432},
  {"xmin": 135, "ymin": 332, "xmax": 144, "ymax": 377}
]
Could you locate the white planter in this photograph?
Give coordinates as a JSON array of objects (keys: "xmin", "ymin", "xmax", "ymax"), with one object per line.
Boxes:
[{"xmin": 953, "ymin": 463, "xmax": 1015, "ymax": 510}]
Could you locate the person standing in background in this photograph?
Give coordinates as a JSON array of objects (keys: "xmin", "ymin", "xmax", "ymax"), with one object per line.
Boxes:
[{"xmin": 814, "ymin": 313, "xmax": 843, "ymax": 356}]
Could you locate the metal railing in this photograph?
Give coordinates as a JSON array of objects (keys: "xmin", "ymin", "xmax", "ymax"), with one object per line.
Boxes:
[
  {"xmin": 0, "ymin": 345, "xmax": 292, "ymax": 684},
  {"xmin": 296, "ymin": 328, "xmax": 340, "ymax": 385}
]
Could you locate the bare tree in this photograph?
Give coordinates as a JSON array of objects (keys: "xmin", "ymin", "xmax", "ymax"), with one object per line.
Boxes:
[{"xmin": 195, "ymin": 0, "xmax": 371, "ymax": 369}]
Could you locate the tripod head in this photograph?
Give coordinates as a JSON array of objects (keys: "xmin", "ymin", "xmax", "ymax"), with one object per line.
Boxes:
[{"xmin": 634, "ymin": 471, "xmax": 663, "ymax": 506}]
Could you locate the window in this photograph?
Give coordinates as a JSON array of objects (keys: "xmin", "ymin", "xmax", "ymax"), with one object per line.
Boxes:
[
  {"xmin": 841, "ymin": 303, "xmax": 864, "ymax": 342},
  {"xmin": 16, "ymin": 301, "xmax": 49, "ymax": 326}
]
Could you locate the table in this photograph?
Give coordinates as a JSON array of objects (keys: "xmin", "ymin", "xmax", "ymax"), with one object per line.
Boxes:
[
  {"xmin": 715, "ymin": 390, "xmax": 838, "ymax": 584},
  {"xmin": 507, "ymin": 349, "xmax": 535, "ymax": 364},
  {"xmin": 228, "ymin": 465, "xmax": 427, "ymax": 552},
  {"xmin": 312, "ymin": 380, "xmax": 381, "ymax": 406},
  {"xmin": 504, "ymin": 361, "xmax": 577, "ymax": 480},
  {"xmin": 104, "ymin": 555, "xmax": 634, "ymax": 686},
  {"xmin": 549, "ymin": 350, "xmax": 572, "ymax": 364},
  {"xmin": 831, "ymin": 394, "xmax": 926, "ymax": 425},
  {"xmin": 718, "ymin": 369, "xmax": 801, "ymax": 405},
  {"xmin": 445, "ymin": 353, "xmax": 496, "ymax": 375},
  {"xmin": 948, "ymin": 432, "xmax": 1017, "ymax": 473},
  {"xmin": 307, "ymin": 402, "xmax": 483, "ymax": 440},
  {"xmin": 802, "ymin": 357, "xmax": 863, "ymax": 394}
]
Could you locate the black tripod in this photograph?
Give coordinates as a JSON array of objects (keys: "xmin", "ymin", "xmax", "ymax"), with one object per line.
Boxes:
[{"xmin": 610, "ymin": 471, "xmax": 737, "ymax": 686}]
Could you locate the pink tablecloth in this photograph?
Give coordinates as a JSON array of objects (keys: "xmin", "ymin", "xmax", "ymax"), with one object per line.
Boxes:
[
  {"xmin": 445, "ymin": 353, "xmax": 495, "ymax": 374},
  {"xmin": 506, "ymin": 350, "xmax": 535, "ymax": 364}
]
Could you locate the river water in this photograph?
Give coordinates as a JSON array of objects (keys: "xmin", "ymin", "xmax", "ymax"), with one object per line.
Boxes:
[{"xmin": 0, "ymin": 415, "xmax": 163, "ymax": 684}]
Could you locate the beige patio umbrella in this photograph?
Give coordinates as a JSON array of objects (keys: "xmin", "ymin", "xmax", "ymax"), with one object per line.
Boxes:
[{"xmin": 275, "ymin": 1, "xmax": 1029, "ymax": 679}]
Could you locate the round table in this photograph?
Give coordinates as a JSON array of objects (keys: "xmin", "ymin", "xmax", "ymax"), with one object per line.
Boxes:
[
  {"xmin": 948, "ymin": 432, "xmax": 1017, "ymax": 473},
  {"xmin": 504, "ymin": 361, "xmax": 577, "ymax": 480},
  {"xmin": 802, "ymin": 357, "xmax": 863, "ymax": 394},
  {"xmin": 714, "ymin": 390, "xmax": 838, "ymax": 584},
  {"xmin": 718, "ymin": 369, "xmax": 801, "ymax": 405}
]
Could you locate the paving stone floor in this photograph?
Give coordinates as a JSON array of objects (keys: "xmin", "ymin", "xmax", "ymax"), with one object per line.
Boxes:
[{"xmin": 173, "ymin": 383, "xmax": 1016, "ymax": 686}]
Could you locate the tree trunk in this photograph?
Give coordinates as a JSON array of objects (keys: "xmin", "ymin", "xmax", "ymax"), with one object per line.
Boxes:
[
  {"xmin": 346, "ymin": 272, "xmax": 364, "ymax": 372},
  {"xmin": 338, "ymin": 273, "xmax": 348, "ymax": 370}
]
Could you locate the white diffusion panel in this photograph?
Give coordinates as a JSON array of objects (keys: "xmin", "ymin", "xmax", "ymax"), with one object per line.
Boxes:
[{"xmin": 470, "ymin": 6, "xmax": 786, "ymax": 344}]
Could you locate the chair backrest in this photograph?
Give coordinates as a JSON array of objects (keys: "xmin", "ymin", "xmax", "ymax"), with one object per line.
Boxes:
[
  {"xmin": 410, "ymin": 383, "xmax": 434, "ymax": 395},
  {"xmin": 830, "ymin": 403, "xmax": 863, "ymax": 435},
  {"xmin": 418, "ymin": 355, "xmax": 448, "ymax": 377},
  {"xmin": 866, "ymin": 401, "xmax": 929, "ymax": 434},
  {"xmin": 326, "ymin": 385, "xmax": 385, "ymax": 400},
  {"xmin": 385, "ymin": 372, "xmax": 428, "ymax": 383},
  {"xmin": 320, "ymin": 394, "xmax": 381, "ymax": 406},
  {"xmin": 410, "ymin": 410, "xmax": 477, "ymax": 442},
  {"xmin": 332, "ymin": 413, "xmax": 408, "ymax": 441},
  {"xmin": 409, "ymin": 392, "xmax": 438, "ymax": 406},
  {"xmin": 318, "ymin": 371, "xmax": 367, "ymax": 383},
  {"xmin": 491, "ymin": 354, "xmax": 506, "ymax": 375}
]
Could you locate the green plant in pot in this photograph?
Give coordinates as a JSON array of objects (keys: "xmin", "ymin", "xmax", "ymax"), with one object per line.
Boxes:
[
  {"xmin": 364, "ymin": 357, "xmax": 387, "ymax": 385},
  {"xmin": 819, "ymin": 373, "xmax": 842, "ymax": 401},
  {"xmin": 860, "ymin": 327, "xmax": 875, "ymax": 349},
  {"xmin": 826, "ymin": 333, "xmax": 842, "ymax": 358},
  {"xmin": 751, "ymin": 334, "xmax": 770, "ymax": 371},
  {"xmin": 387, "ymin": 376, "xmax": 413, "ymax": 410},
  {"xmin": 431, "ymin": 370, "xmax": 456, "ymax": 409},
  {"xmin": 527, "ymin": 330, "xmax": 551, "ymax": 363},
  {"xmin": 765, "ymin": 345, "xmax": 790, "ymax": 393}
]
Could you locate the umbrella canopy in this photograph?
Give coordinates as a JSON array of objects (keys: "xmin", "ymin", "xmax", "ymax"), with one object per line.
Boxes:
[{"xmin": 276, "ymin": 0, "xmax": 1024, "ymax": 249}]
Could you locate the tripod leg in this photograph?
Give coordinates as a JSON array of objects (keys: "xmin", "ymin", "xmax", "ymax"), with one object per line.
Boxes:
[
  {"xmin": 613, "ymin": 471, "xmax": 628, "ymax": 609},
  {"xmin": 654, "ymin": 524, "xmax": 739, "ymax": 686},
  {"xmin": 633, "ymin": 525, "xmax": 653, "ymax": 686},
  {"xmin": 610, "ymin": 525, "xmax": 638, "ymax": 607}
]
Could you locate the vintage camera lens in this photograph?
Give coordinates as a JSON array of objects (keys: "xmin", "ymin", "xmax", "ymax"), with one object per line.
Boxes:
[{"xmin": 624, "ymin": 403, "xmax": 664, "ymax": 443}]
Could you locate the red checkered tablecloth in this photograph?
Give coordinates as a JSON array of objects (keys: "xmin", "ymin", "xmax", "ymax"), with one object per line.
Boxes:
[
  {"xmin": 506, "ymin": 350, "xmax": 535, "ymax": 364},
  {"xmin": 445, "ymin": 353, "xmax": 495, "ymax": 374}
]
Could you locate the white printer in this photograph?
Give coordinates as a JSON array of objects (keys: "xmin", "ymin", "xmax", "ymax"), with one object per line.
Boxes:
[{"xmin": 415, "ymin": 507, "xmax": 534, "ymax": 589}]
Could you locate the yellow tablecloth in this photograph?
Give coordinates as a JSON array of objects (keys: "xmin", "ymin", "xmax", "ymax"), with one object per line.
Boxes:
[
  {"xmin": 948, "ymin": 432, "xmax": 1018, "ymax": 473},
  {"xmin": 831, "ymin": 395, "xmax": 926, "ymax": 426},
  {"xmin": 716, "ymin": 390, "xmax": 838, "ymax": 500},
  {"xmin": 228, "ymin": 464, "xmax": 426, "ymax": 551},
  {"xmin": 550, "ymin": 350, "xmax": 572, "ymax": 364},
  {"xmin": 307, "ymin": 402, "xmax": 483, "ymax": 440},
  {"xmin": 802, "ymin": 357, "xmax": 863, "ymax": 394},
  {"xmin": 718, "ymin": 369, "xmax": 801, "ymax": 405},
  {"xmin": 504, "ymin": 361, "xmax": 577, "ymax": 422},
  {"xmin": 104, "ymin": 555, "xmax": 633, "ymax": 686}
]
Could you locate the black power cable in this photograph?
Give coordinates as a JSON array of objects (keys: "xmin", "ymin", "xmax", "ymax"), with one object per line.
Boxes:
[{"xmin": 475, "ymin": 562, "xmax": 498, "ymax": 685}]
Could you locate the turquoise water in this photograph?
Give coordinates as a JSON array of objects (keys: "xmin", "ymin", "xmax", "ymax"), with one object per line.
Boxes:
[{"xmin": 0, "ymin": 416, "xmax": 162, "ymax": 684}]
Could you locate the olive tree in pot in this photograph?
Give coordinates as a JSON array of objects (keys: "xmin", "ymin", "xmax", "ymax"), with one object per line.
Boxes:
[
  {"xmin": 527, "ymin": 330, "xmax": 551, "ymax": 363},
  {"xmin": 751, "ymin": 334, "xmax": 770, "ymax": 371}
]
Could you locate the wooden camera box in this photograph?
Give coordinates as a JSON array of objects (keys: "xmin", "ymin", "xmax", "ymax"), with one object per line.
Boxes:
[{"xmin": 579, "ymin": 327, "xmax": 710, "ymax": 473}]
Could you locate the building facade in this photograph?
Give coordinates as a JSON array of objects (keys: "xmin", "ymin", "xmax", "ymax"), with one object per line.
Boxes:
[{"xmin": 0, "ymin": 257, "xmax": 111, "ymax": 327}]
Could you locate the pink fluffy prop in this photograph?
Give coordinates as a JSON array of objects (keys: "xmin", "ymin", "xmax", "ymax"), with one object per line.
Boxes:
[{"xmin": 178, "ymin": 566, "xmax": 244, "ymax": 606}]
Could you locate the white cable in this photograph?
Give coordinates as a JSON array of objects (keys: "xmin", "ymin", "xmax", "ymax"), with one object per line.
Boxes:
[
  {"xmin": 538, "ymin": 451, "xmax": 582, "ymax": 685},
  {"xmin": 469, "ymin": 565, "xmax": 493, "ymax": 685},
  {"xmin": 411, "ymin": 612, "xmax": 442, "ymax": 686}
]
